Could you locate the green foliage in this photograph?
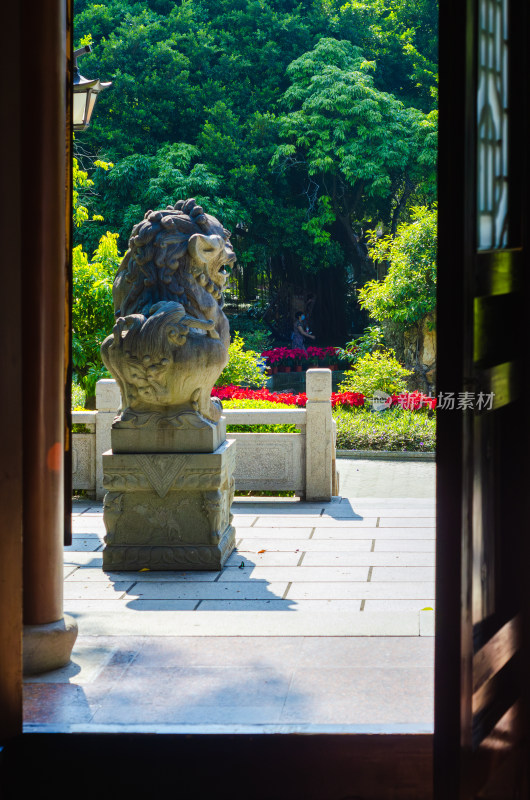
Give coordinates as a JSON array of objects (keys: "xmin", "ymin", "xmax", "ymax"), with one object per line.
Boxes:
[
  {"xmin": 73, "ymin": 0, "xmax": 438, "ymax": 337},
  {"xmin": 72, "ymin": 151, "xmax": 120, "ymax": 398},
  {"xmin": 348, "ymin": 325, "xmax": 385, "ymax": 360},
  {"xmin": 359, "ymin": 205, "xmax": 437, "ymax": 328},
  {"xmin": 72, "ymin": 232, "xmax": 120, "ymax": 396},
  {"xmin": 72, "ymin": 381, "xmax": 86, "ymax": 410},
  {"xmin": 339, "ymin": 349, "xmax": 412, "ymax": 397},
  {"xmin": 321, "ymin": 0, "xmax": 438, "ymax": 112},
  {"xmin": 73, "ymin": 156, "xmax": 112, "ymax": 232},
  {"xmin": 333, "ymin": 405, "xmax": 435, "ymax": 451},
  {"xmin": 216, "ymin": 333, "xmax": 267, "ymax": 388},
  {"xmin": 226, "ymin": 314, "xmax": 274, "ymax": 353},
  {"xmin": 223, "ymin": 399, "xmax": 298, "ymax": 432},
  {"xmin": 276, "ymin": 38, "xmax": 436, "ymax": 195},
  {"xmin": 273, "ymin": 38, "xmax": 437, "ymax": 251}
]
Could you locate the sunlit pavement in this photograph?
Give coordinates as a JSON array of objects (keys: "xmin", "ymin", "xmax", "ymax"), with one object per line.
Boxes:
[{"xmin": 24, "ymin": 458, "xmax": 435, "ymax": 733}]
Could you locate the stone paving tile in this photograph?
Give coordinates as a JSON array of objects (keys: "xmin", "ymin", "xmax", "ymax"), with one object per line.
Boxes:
[
  {"xmin": 237, "ymin": 538, "xmax": 374, "ymax": 551},
  {"xmin": 63, "ymin": 581, "xmax": 135, "ymax": 600},
  {"xmin": 371, "ymin": 566, "xmax": 436, "ymax": 582},
  {"xmin": 337, "ymin": 459, "xmax": 435, "ymax": 499},
  {"xmin": 195, "ymin": 599, "xmax": 363, "ymax": 611},
  {"xmin": 63, "ymin": 565, "xmax": 78, "ymax": 579},
  {"xmin": 299, "ymin": 636, "xmax": 434, "ymax": 668},
  {"xmin": 23, "ymin": 684, "xmax": 97, "ymax": 725},
  {"xmin": 286, "ymin": 581, "xmax": 434, "ymax": 600},
  {"xmin": 312, "ymin": 527, "xmax": 434, "ymax": 539},
  {"xmin": 219, "ymin": 566, "xmax": 370, "ymax": 582},
  {"xmin": 379, "ymin": 517, "xmax": 436, "ymax": 527},
  {"xmin": 232, "ymin": 504, "xmax": 325, "ymax": 515},
  {"xmin": 71, "ymin": 520, "xmax": 106, "ymax": 531},
  {"xmin": 65, "ymin": 599, "xmax": 199, "ymax": 612},
  {"xmin": 363, "ymin": 600, "xmax": 435, "ymax": 612},
  {"xmin": 66, "ymin": 568, "xmax": 221, "ymax": 582},
  {"xmin": 229, "ymin": 515, "xmax": 257, "ymax": 526},
  {"xmin": 117, "ymin": 599, "xmax": 203, "ymax": 611},
  {"xmin": 131, "ymin": 635, "xmax": 304, "ymax": 668},
  {"xmin": 94, "ymin": 665, "xmax": 293, "ymax": 708},
  {"xmin": 301, "ymin": 551, "xmax": 435, "ymax": 567},
  {"xmin": 234, "ymin": 527, "xmax": 314, "ymax": 538},
  {"xmin": 280, "ymin": 666, "xmax": 433, "ymax": 724},
  {"xmin": 53, "ymin": 609, "xmax": 421, "ymax": 637},
  {"xmin": 323, "ymin": 507, "xmax": 435, "ymax": 519},
  {"xmin": 374, "ymin": 540, "xmax": 435, "ymax": 551},
  {"xmin": 420, "ymin": 610, "xmax": 435, "ymax": 636},
  {"xmin": 225, "ymin": 551, "xmax": 301, "ymax": 566},
  {"xmin": 339, "ymin": 498, "xmax": 434, "ymax": 507},
  {"xmin": 90, "ymin": 703, "xmax": 284, "ymax": 725},
  {"xmin": 252, "ymin": 517, "xmax": 376, "ymax": 528},
  {"xmin": 64, "ymin": 539, "xmax": 103, "ymax": 552},
  {"xmin": 127, "ymin": 581, "xmax": 289, "ymax": 600},
  {"xmin": 64, "ymin": 552, "xmax": 104, "ymax": 566},
  {"xmin": 75, "ymin": 511, "xmax": 104, "ymax": 517}
]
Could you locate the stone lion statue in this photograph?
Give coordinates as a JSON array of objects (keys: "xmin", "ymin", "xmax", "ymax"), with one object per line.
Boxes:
[{"xmin": 101, "ymin": 198, "xmax": 235, "ymax": 442}]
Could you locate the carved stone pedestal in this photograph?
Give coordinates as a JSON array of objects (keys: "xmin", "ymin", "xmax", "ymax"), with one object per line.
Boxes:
[{"xmin": 101, "ymin": 440, "xmax": 236, "ymax": 571}]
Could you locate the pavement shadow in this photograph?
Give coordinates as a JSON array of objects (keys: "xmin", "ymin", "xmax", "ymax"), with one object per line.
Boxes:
[{"xmin": 91, "ymin": 549, "xmax": 300, "ymax": 611}]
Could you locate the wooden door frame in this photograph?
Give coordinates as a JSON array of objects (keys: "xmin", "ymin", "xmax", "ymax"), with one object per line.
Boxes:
[
  {"xmin": 435, "ymin": 0, "xmax": 530, "ymax": 796},
  {"xmin": 2, "ymin": 1, "xmax": 529, "ymax": 797},
  {"xmin": 0, "ymin": 0, "xmax": 23, "ymax": 743}
]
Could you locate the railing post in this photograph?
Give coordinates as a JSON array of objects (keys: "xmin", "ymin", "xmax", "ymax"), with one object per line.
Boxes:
[
  {"xmin": 305, "ymin": 369, "xmax": 333, "ymax": 502},
  {"xmin": 95, "ymin": 379, "xmax": 121, "ymax": 500}
]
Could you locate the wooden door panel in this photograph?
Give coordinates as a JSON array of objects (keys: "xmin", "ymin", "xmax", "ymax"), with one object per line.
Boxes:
[{"xmin": 436, "ymin": 0, "xmax": 529, "ymax": 796}]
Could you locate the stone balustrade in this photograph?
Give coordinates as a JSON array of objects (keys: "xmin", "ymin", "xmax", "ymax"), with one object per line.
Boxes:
[{"xmin": 72, "ymin": 369, "xmax": 338, "ymax": 502}]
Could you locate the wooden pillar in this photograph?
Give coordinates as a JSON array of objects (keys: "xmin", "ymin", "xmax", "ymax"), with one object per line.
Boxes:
[
  {"xmin": 21, "ymin": 0, "xmax": 77, "ymax": 673},
  {"xmin": 0, "ymin": 0, "xmax": 24, "ymax": 739}
]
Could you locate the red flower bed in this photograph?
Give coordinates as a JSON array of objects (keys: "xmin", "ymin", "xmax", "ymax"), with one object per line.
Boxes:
[
  {"xmin": 261, "ymin": 346, "xmax": 340, "ymax": 365},
  {"xmin": 212, "ymin": 385, "xmax": 436, "ymax": 410}
]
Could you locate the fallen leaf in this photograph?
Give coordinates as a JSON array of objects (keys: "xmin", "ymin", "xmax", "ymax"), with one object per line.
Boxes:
[
  {"xmin": 258, "ymin": 549, "xmax": 266, "ymax": 554},
  {"xmin": 139, "ymin": 568, "xmax": 150, "ymax": 572}
]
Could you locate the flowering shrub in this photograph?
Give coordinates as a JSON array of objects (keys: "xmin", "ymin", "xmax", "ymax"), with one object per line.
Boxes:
[
  {"xmin": 212, "ymin": 385, "xmax": 307, "ymax": 407},
  {"xmin": 212, "ymin": 385, "xmax": 436, "ymax": 410},
  {"xmin": 261, "ymin": 347, "xmax": 307, "ymax": 366},
  {"xmin": 338, "ymin": 349, "xmax": 412, "ymax": 397},
  {"xmin": 262, "ymin": 346, "xmax": 341, "ymax": 366},
  {"xmin": 306, "ymin": 346, "xmax": 340, "ymax": 360}
]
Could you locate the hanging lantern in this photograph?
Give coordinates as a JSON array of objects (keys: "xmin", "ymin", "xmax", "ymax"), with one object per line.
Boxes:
[{"xmin": 72, "ymin": 44, "xmax": 111, "ymax": 132}]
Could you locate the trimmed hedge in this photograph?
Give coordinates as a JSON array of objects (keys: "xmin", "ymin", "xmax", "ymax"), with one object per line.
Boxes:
[
  {"xmin": 222, "ymin": 397, "xmax": 436, "ymax": 451},
  {"xmin": 334, "ymin": 406, "xmax": 435, "ymax": 452}
]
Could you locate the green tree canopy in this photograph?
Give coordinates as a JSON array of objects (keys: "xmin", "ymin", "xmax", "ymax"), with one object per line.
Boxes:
[
  {"xmin": 358, "ymin": 205, "xmax": 437, "ymax": 328},
  {"xmin": 73, "ymin": 0, "xmax": 438, "ymax": 340},
  {"xmin": 273, "ymin": 38, "xmax": 436, "ymax": 272}
]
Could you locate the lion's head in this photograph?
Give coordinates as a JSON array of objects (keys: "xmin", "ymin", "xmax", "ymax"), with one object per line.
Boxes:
[{"xmin": 113, "ymin": 198, "xmax": 236, "ymax": 318}]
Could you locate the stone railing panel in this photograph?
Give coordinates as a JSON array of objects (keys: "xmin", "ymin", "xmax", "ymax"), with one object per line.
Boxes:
[
  {"xmin": 72, "ymin": 373, "xmax": 336, "ymax": 501},
  {"xmin": 230, "ymin": 432, "xmax": 305, "ymax": 492}
]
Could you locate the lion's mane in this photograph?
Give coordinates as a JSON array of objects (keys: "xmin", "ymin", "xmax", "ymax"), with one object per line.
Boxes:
[{"xmin": 113, "ymin": 198, "xmax": 226, "ymax": 319}]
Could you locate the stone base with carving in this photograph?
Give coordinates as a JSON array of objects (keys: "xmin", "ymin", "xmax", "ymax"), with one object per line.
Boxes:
[{"xmin": 101, "ymin": 440, "xmax": 236, "ymax": 571}]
